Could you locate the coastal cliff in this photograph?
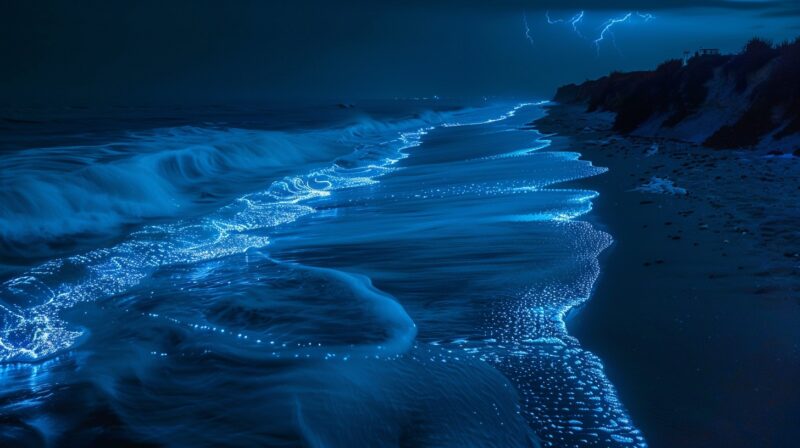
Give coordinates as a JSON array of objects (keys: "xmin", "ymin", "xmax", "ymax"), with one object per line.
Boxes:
[{"xmin": 554, "ymin": 38, "xmax": 800, "ymax": 152}]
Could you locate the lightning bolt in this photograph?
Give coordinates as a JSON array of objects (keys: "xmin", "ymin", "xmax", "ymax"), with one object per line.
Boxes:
[
  {"xmin": 546, "ymin": 11, "xmax": 586, "ymax": 39},
  {"xmin": 637, "ymin": 12, "xmax": 655, "ymax": 22},
  {"xmin": 544, "ymin": 11, "xmax": 585, "ymax": 39},
  {"xmin": 594, "ymin": 12, "xmax": 632, "ymax": 56},
  {"xmin": 526, "ymin": 10, "xmax": 654, "ymax": 57},
  {"xmin": 570, "ymin": 11, "xmax": 585, "ymax": 38},
  {"xmin": 545, "ymin": 11, "xmax": 564, "ymax": 25},
  {"xmin": 523, "ymin": 12, "xmax": 535, "ymax": 47}
]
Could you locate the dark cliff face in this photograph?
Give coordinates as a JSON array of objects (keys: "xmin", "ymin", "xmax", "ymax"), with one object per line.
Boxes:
[{"xmin": 554, "ymin": 38, "xmax": 800, "ymax": 149}]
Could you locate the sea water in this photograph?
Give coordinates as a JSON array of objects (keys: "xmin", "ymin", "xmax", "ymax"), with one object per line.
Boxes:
[{"xmin": 0, "ymin": 101, "xmax": 645, "ymax": 447}]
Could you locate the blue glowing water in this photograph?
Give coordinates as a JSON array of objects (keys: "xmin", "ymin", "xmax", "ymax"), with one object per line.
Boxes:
[{"xmin": 0, "ymin": 102, "xmax": 645, "ymax": 446}]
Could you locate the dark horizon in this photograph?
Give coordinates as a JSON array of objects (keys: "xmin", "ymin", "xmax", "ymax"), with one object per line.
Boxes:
[{"xmin": 2, "ymin": 0, "xmax": 799, "ymax": 106}]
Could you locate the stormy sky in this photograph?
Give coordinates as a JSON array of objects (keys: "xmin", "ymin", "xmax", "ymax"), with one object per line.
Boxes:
[{"xmin": 1, "ymin": 0, "xmax": 798, "ymax": 105}]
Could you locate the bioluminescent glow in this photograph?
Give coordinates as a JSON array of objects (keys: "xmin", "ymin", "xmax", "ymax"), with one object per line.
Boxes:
[
  {"xmin": 0, "ymin": 103, "xmax": 545, "ymax": 363},
  {"xmin": 3, "ymin": 2, "xmax": 797, "ymax": 446},
  {"xmin": 0, "ymin": 102, "xmax": 646, "ymax": 447},
  {"xmin": 0, "ymin": 126, "xmax": 432, "ymax": 363},
  {"xmin": 441, "ymin": 101, "xmax": 545, "ymax": 127}
]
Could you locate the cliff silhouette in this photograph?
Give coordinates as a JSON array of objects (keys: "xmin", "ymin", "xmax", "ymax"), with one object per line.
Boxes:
[{"xmin": 554, "ymin": 38, "xmax": 800, "ymax": 151}]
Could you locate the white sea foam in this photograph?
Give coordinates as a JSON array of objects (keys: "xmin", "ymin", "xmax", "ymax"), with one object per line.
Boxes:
[
  {"xmin": 633, "ymin": 176, "xmax": 687, "ymax": 195},
  {"xmin": 0, "ymin": 104, "xmax": 529, "ymax": 363}
]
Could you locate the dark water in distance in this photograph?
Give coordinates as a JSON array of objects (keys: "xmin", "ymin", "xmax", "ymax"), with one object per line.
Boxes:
[{"xmin": 0, "ymin": 101, "xmax": 645, "ymax": 447}]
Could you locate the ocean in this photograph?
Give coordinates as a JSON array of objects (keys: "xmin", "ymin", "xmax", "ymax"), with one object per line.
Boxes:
[{"xmin": 0, "ymin": 101, "xmax": 646, "ymax": 447}]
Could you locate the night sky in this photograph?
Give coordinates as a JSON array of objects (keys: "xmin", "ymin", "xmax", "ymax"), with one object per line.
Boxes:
[{"xmin": 1, "ymin": 0, "xmax": 798, "ymax": 105}]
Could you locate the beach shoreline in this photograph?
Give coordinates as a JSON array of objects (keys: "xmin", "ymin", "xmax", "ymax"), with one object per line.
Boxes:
[{"xmin": 533, "ymin": 104, "xmax": 800, "ymax": 447}]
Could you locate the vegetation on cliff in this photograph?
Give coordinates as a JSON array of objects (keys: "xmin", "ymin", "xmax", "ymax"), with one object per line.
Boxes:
[{"xmin": 554, "ymin": 38, "xmax": 800, "ymax": 149}]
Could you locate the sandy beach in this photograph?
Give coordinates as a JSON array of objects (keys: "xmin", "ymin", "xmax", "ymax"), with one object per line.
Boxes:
[{"xmin": 535, "ymin": 104, "xmax": 800, "ymax": 447}]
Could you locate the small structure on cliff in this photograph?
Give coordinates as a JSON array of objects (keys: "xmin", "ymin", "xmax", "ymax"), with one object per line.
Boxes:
[{"xmin": 697, "ymin": 48, "xmax": 721, "ymax": 56}]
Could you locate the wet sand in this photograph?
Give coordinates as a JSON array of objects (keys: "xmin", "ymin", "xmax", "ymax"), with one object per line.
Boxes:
[{"xmin": 535, "ymin": 104, "xmax": 800, "ymax": 447}]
